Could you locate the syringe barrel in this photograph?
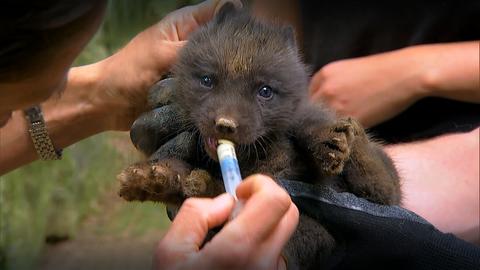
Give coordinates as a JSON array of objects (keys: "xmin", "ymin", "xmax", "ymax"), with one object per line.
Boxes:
[{"xmin": 217, "ymin": 139, "xmax": 243, "ymax": 199}]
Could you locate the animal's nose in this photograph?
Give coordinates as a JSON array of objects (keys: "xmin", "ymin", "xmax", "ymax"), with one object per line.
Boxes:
[{"xmin": 215, "ymin": 117, "xmax": 238, "ymax": 135}]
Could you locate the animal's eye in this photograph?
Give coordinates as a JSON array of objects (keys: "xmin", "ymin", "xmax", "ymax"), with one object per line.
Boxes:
[
  {"xmin": 257, "ymin": 85, "xmax": 274, "ymax": 100},
  {"xmin": 200, "ymin": 75, "xmax": 214, "ymax": 88}
]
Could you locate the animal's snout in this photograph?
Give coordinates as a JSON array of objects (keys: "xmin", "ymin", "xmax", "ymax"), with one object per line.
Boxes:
[{"xmin": 215, "ymin": 117, "xmax": 238, "ymax": 135}]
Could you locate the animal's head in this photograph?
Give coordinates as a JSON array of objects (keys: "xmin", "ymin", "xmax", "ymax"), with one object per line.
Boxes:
[{"xmin": 172, "ymin": 3, "xmax": 309, "ymax": 159}]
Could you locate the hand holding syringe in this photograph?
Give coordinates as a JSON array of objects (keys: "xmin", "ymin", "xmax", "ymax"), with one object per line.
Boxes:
[{"xmin": 217, "ymin": 139, "xmax": 244, "ymax": 218}]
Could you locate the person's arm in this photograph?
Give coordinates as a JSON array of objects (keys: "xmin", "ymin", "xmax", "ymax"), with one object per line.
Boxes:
[
  {"xmin": 309, "ymin": 41, "xmax": 480, "ymax": 127},
  {"xmin": 422, "ymin": 41, "xmax": 480, "ymax": 103},
  {"xmin": 385, "ymin": 127, "xmax": 480, "ymax": 244},
  {"xmin": 0, "ymin": 0, "xmax": 242, "ymax": 175},
  {"xmin": 0, "ymin": 65, "xmax": 116, "ymax": 175}
]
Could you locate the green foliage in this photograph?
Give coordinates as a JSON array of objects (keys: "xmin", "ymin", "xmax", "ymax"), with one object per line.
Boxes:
[{"xmin": 1, "ymin": 134, "xmax": 122, "ymax": 270}]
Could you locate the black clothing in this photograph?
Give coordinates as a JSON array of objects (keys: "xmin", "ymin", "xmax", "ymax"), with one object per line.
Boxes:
[
  {"xmin": 299, "ymin": 0, "xmax": 480, "ymax": 143},
  {"xmin": 279, "ymin": 179, "xmax": 480, "ymax": 270}
]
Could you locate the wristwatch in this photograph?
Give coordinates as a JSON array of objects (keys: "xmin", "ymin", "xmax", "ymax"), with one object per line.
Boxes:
[{"xmin": 24, "ymin": 105, "xmax": 62, "ymax": 160}]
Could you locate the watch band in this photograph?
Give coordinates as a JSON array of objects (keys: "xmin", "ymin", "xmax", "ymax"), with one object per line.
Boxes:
[{"xmin": 24, "ymin": 106, "xmax": 62, "ymax": 160}]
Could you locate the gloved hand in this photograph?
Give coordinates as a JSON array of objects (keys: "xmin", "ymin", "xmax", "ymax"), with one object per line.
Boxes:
[
  {"xmin": 278, "ymin": 179, "xmax": 480, "ymax": 270},
  {"xmin": 129, "ymin": 77, "xmax": 196, "ymax": 162}
]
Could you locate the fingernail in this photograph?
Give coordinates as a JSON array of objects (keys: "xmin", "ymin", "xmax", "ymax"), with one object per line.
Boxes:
[
  {"xmin": 212, "ymin": 193, "xmax": 234, "ymax": 210},
  {"xmin": 277, "ymin": 255, "xmax": 288, "ymax": 270},
  {"xmin": 230, "ymin": 199, "xmax": 244, "ymax": 219}
]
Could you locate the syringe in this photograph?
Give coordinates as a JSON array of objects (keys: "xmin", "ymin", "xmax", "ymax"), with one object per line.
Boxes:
[{"xmin": 217, "ymin": 139, "xmax": 243, "ymax": 217}]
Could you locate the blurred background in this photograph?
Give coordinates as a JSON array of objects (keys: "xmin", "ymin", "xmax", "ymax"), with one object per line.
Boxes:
[{"xmin": 0, "ymin": 1, "xmax": 201, "ymax": 269}]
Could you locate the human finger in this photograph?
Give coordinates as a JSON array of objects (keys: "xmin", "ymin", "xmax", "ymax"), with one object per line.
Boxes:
[
  {"xmin": 259, "ymin": 202, "xmax": 299, "ymax": 260},
  {"xmin": 147, "ymin": 78, "xmax": 176, "ymax": 109},
  {"xmin": 308, "ymin": 69, "xmax": 325, "ymax": 98},
  {"xmin": 156, "ymin": 194, "xmax": 234, "ymax": 259},
  {"xmin": 234, "ymin": 202, "xmax": 299, "ymax": 270},
  {"xmin": 130, "ymin": 105, "xmax": 188, "ymax": 155},
  {"xmin": 190, "ymin": 0, "xmax": 243, "ymax": 26},
  {"xmin": 210, "ymin": 175, "xmax": 292, "ymax": 248},
  {"xmin": 149, "ymin": 131, "xmax": 197, "ymax": 162},
  {"xmin": 167, "ymin": 0, "xmax": 243, "ymax": 41}
]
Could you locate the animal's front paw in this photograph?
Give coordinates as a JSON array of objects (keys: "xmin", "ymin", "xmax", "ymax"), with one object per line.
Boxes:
[
  {"xmin": 336, "ymin": 117, "xmax": 365, "ymax": 138},
  {"xmin": 117, "ymin": 159, "xmax": 190, "ymax": 204},
  {"xmin": 312, "ymin": 118, "xmax": 364, "ymax": 175},
  {"xmin": 182, "ymin": 169, "xmax": 223, "ymax": 198},
  {"xmin": 318, "ymin": 129, "xmax": 351, "ymax": 175}
]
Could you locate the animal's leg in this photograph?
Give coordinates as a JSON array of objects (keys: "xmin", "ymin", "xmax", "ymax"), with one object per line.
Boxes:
[
  {"xmin": 338, "ymin": 118, "xmax": 401, "ymax": 205},
  {"xmin": 297, "ymin": 115, "xmax": 401, "ymax": 205}
]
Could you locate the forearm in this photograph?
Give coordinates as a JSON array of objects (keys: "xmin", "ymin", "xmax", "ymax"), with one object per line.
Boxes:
[
  {"xmin": 385, "ymin": 128, "xmax": 480, "ymax": 244},
  {"xmin": 417, "ymin": 41, "xmax": 480, "ymax": 102},
  {"xmin": 0, "ymin": 65, "xmax": 110, "ymax": 175}
]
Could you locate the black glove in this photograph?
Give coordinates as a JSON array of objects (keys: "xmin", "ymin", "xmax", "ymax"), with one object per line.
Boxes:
[
  {"xmin": 279, "ymin": 179, "xmax": 480, "ymax": 270},
  {"xmin": 129, "ymin": 78, "xmax": 195, "ymax": 162}
]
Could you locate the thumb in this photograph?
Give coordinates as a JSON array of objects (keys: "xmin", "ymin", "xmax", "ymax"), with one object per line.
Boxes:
[
  {"xmin": 309, "ymin": 69, "xmax": 325, "ymax": 98},
  {"xmin": 156, "ymin": 193, "xmax": 234, "ymax": 258},
  {"xmin": 191, "ymin": 0, "xmax": 243, "ymax": 25}
]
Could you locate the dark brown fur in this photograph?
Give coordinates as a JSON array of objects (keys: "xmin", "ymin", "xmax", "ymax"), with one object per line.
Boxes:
[{"xmin": 118, "ymin": 4, "xmax": 400, "ymax": 269}]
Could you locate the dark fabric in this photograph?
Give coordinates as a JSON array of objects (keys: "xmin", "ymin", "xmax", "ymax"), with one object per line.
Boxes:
[
  {"xmin": 299, "ymin": 0, "xmax": 480, "ymax": 143},
  {"xmin": 279, "ymin": 179, "xmax": 480, "ymax": 270},
  {"xmin": 368, "ymin": 97, "xmax": 480, "ymax": 143}
]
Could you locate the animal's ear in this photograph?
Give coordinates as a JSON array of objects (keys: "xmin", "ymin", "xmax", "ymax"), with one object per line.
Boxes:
[
  {"xmin": 214, "ymin": 2, "xmax": 238, "ymax": 24},
  {"xmin": 281, "ymin": 25, "xmax": 297, "ymax": 47}
]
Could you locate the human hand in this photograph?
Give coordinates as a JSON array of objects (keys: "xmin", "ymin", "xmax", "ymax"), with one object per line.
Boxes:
[
  {"xmin": 309, "ymin": 47, "xmax": 431, "ymax": 128},
  {"xmin": 154, "ymin": 175, "xmax": 299, "ymax": 270},
  {"xmin": 279, "ymin": 179, "xmax": 480, "ymax": 269},
  {"xmin": 88, "ymin": 0, "xmax": 242, "ymax": 131}
]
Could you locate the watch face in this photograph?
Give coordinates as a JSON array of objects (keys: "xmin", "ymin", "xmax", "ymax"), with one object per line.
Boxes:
[
  {"xmin": 24, "ymin": 106, "xmax": 44, "ymax": 123},
  {"xmin": 55, "ymin": 149, "xmax": 63, "ymax": 158}
]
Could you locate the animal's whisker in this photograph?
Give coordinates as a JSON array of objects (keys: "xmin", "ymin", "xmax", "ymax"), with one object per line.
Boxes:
[
  {"xmin": 253, "ymin": 141, "xmax": 260, "ymax": 164},
  {"xmin": 257, "ymin": 136, "xmax": 269, "ymax": 158}
]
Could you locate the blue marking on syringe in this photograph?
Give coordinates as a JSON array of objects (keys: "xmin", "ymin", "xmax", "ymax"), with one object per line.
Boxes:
[
  {"xmin": 217, "ymin": 139, "xmax": 242, "ymax": 200},
  {"xmin": 220, "ymin": 156, "xmax": 242, "ymax": 198}
]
